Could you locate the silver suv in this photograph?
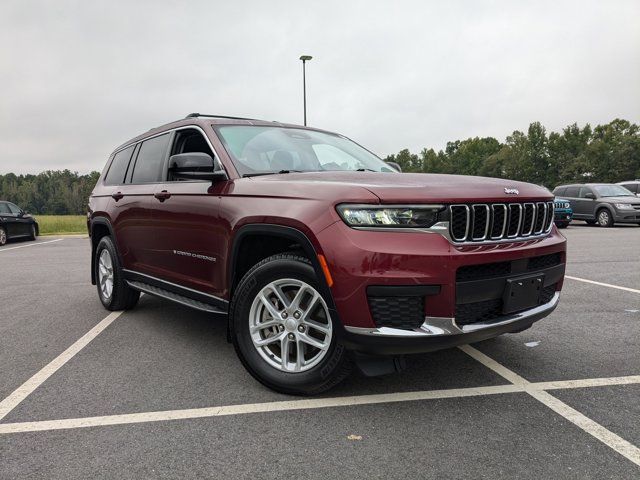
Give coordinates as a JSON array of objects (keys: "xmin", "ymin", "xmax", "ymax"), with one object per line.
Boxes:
[{"xmin": 552, "ymin": 183, "xmax": 640, "ymax": 227}]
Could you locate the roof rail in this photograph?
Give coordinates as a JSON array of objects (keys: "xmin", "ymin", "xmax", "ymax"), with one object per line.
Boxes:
[{"xmin": 185, "ymin": 112, "xmax": 260, "ymax": 121}]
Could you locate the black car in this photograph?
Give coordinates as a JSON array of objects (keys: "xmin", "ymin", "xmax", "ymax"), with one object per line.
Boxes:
[{"xmin": 0, "ymin": 201, "xmax": 38, "ymax": 246}]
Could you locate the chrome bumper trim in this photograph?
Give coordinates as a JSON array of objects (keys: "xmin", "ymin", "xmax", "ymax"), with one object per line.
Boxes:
[{"xmin": 344, "ymin": 292, "xmax": 560, "ymax": 338}]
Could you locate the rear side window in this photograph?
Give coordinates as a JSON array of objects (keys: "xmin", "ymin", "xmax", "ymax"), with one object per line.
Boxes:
[
  {"xmin": 564, "ymin": 186, "xmax": 579, "ymax": 197},
  {"xmin": 130, "ymin": 134, "xmax": 171, "ymax": 183},
  {"xmin": 104, "ymin": 146, "xmax": 135, "ymax": 185},
  {"xmin": 553, "ymin": 187, "xmax": 566, "ymax": 196}
]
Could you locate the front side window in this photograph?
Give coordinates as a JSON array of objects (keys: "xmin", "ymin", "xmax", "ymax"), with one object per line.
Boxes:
[
  {"xmin": 0, "ymin": 203, "xmax": 11, "ymax": 214},
  {"xmin": 7, "ymin": 203, "xmax": 21, "ymax": 214},
  {"xmin": 130, "ymin": 133, "xmax": 171, "ymax": 183},
  {"xmin": 578, "ymin": 187, "xmax": 593, "ymax": 198},
  {"xmin": 593, "ymin": 185, "xmax": 635, "ymax": 197},
  {"xmin": 104, "ymin": 145, "xmax": 135, "ymax": 185},
  {"xmin": 214, "ymin": 125, "xmax": 394, "ymax": 176}
]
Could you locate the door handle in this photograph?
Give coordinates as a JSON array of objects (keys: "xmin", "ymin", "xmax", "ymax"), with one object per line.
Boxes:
[
  {"xmin": 154, "ymin": 190, "xmax": 171, "ymax": 202},
  {"xmin": 111, "ymin": 192, "xmax": 124, "ymax": 201}
]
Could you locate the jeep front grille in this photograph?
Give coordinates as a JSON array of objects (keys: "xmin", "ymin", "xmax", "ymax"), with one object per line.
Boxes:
[{"xmin": 449, "ymin": 202, "xmax": 554, "ymax": 243}]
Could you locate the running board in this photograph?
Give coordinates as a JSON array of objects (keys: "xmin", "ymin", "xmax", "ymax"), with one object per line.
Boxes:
[{"xmin": 127, "ymin": 280, "xmax": 227, "ymax": 315}]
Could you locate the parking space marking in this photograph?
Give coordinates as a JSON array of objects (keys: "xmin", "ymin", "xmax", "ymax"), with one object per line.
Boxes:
[
  {"xmin": 458, "ymin": 345, "xmax": 640, "ymax": 467},
  {"xmin": 565, "ymin": 275, "xmax": 640, "ymax": 295},
  {"xmin": 0, "ymin": 238, "xmax": 63, "ymax": 253},
  {"xmin": 0, "ymin": 384, "xmax": 523, "ymax": 434},
  {"xmin": 0, "ymin": 373, "xmax": 638, "ymax": 436},
  {"xmin": 0, "ymin": 310, "xmax": 124, "ymax": 422}
]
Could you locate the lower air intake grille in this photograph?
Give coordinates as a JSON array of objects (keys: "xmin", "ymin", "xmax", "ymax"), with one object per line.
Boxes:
[{"xmin": 368, "ymin": 296, "xmax": 424, "ymax": 330}]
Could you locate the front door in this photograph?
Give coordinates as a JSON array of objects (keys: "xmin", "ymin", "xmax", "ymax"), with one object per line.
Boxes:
[
  {"xmin": 145, "ymin": 128, "xmax": 227, "ymax": 298},
  {"xmin": 0, "ymin": 202, "xmax": 20, "ymax": 238},
  {"xmin": 7, "ymin": 203, "xmax": 30, "ymax": 236}
]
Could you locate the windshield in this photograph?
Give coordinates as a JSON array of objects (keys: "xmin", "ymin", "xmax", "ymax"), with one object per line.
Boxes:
[
  {"xmin": 593, "ymin": 185, "xmax": 635, "ymax": 197},
  {"xmin": 214, "ymin": 125, "xmax": 396, "ymax": 176}
]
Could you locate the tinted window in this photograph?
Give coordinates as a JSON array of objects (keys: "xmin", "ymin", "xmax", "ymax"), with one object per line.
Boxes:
[
  {"xmin": 578, "ymin": 187, "xmax": 593, "ymax": 198},
  {"xmin": 564, "ymin": 186, "xmax": 579, "ymax": 197},
  {"xmin": 553, "ymin": 187, "xmax": 566, "ymax": 196},
  {"xmin": 0, "ymin": 203, "xmax": 11, "ymax": 214},
  {"xmin": 130, "ymin": 134, "xmax": 171, "ymax": 183},
  {"xmin": 621, "ymin": 183, "xmax": 638, "ymax": 193},
  {"xmin": 104, "ymin": 146, "xmax": 135, "ymax": 185},
  {"xmin": 7, "ymin": 203, "xmax": 21, "ymax": 214}
]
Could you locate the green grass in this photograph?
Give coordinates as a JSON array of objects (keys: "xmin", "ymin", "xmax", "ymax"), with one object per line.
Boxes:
[{"xmin": 36, "ymin": 215, "xmax": 87, "ymax": 235}]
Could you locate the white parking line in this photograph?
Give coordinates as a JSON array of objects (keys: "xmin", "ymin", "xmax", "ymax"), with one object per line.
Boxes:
[
  {"xmin": 0, "ymin": 374, "xmax": 638, "ymax": 436},
  {"xmin": 458, "ymin": 345, "xmax": 640, "ymax": 467},
  {"xmin": 565, "ymin": 275, "xmax": 640, "ymax": 294},
  {"xmin": 0, "ymin": 310, "xmax": 124, "ymax": 422},
  {"xmin": 0, "ymin": 238, "xmax": 63, "ymax": 252}
]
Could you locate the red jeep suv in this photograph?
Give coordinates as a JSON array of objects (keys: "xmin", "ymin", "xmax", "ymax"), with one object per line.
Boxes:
[{"xmin": 88, "ymin": 114, "xmax": 566, "ymax": 394}]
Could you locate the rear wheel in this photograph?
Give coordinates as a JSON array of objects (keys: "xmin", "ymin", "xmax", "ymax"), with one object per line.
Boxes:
[
  {"xmin": 95, "ymin": 236, "xmax": 140, "ymax": 311},
  {"xmin": 0, "ymin": 227, "xmax": 6, "ymax": 246},
  {"xmin": 230, "ymin": 253, "xmax": 352, "ymax": 395},
  {"xmin": 596, "ymin": 208, "xmax": 614, "ymax": 227}
]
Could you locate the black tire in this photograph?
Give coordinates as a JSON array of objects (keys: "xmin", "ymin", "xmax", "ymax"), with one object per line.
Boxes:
[
  {"xmin": 585, "ymin": 220, "xmax": 597, "ymax": 226},
  {"xmin": 29, "ymin": 224, "xmax": 37, "ymax": 241},
  {"xmin": 596, "ymin": 208, "xmax": 614, "ymax": 227},
  {"xmin": 230, "ymin": 253, "xmax": 352, "ymax": 395},
  {"xmin": 0, "ymin": 227, "xmax": 6, "ymax": 246},
  {"xmin": 95, "ymin": 236, "xmax": 140, "ymax": 311},
  {"xmin": 555, "ymin": 222, "xmax": 569, "ymax": 229}
]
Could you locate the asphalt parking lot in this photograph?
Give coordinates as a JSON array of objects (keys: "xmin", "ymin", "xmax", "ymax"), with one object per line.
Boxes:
[{"xmin": 0, "ymin": 226, "xmax": 639, "ymax": 479}]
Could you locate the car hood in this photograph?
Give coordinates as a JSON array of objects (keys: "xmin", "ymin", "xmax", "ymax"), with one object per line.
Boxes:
[{"xmin": 247, "ymin": 171, "xmax": 553, "ymax": 203}]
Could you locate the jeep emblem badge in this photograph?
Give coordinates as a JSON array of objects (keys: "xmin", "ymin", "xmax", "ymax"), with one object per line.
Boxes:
[{"xmin": 504, "ymin": 187, "xmax": 519, "ymax": 195}]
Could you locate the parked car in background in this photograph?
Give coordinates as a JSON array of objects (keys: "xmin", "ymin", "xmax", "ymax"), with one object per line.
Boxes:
[
  {"xmin": 617, "ymin": 180, "xmax": 640, "ymax": 197},
  {"xmin": 552, "ymin": 184, "xmax": 640, "ymax": 227},
  {"xmin": 0, "ymin": 201, "xmax": 38, "ymax": 246},
  {"xmin": 553, "ymin": 197, "xmax": 573, "ymax": 228}
]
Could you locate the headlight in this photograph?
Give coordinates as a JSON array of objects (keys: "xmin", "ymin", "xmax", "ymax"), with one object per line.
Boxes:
[
  {"xmin": 337, "ymin": 204, "xmax": 442, "ymax": 228},
  {"xmin": 614, "ymin": 203, "xmax": 634, "ymax": 210}
]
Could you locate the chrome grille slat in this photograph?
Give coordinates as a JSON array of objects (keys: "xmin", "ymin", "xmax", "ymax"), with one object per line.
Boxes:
[{"xmin": 449, "ymin": 202, "xmax": 554, "ymax": 244}]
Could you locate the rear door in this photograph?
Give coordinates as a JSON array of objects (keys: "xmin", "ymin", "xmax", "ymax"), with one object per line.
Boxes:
[
  {"xmin": 563, "ymin": 186, "xmax": 582, "ymax": 217},
  {"xmin": 110, "ymin": 133, "xmax": 171, "ymax": 273},
  {"xmin": 146, "ymin": 127, "xmax": 227, "ymax": 297}
]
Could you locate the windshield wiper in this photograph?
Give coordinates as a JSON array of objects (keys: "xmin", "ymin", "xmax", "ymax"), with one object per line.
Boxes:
[
  {"xmin": 356, "ymin": 168, "xmax": 376, "ymax": 172},
  {"xmin": 243, "ymin": 170, "xmax": 303, "ymax": 178}
]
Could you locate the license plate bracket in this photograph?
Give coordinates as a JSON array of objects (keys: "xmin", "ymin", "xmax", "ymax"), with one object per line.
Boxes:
[{"xmin": 502, "ymin": 274, "xmax": 545, "ymax": 314}]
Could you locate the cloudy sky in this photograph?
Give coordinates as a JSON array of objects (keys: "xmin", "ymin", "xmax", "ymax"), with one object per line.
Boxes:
[{"xmin": 1, "ymin": 0, "xmax": 638, "ymax": 174}]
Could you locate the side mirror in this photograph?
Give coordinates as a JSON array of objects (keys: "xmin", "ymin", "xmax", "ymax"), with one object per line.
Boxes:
[
  {"xmin": 169, "ymin": 153, "xmax": 227, "ymax": 182},
  {"xmin": 584, "ymin": 193, "xmax": 596, "ymax": 200},
  {"xmin": 385, "ymin": 161, "xmax": 402, "ymax": 172}
]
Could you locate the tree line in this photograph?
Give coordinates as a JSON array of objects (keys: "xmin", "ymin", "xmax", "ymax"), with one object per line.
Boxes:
[
  {"xmin": 0, "ymin": 170, "xmax": 100, "ymax": 215},
  {"xmin": 384, "ymin": 119, "xmax": 640, "ymax": 188},
  {"xmin": 1, "ymin": 119, "xmax": 638, "ymax": 215}
]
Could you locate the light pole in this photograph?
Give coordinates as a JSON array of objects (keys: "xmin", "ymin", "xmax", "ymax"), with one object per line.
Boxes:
[{"xmin": 299, "ymin": 55, "xmax": 312, "ymax": 125}]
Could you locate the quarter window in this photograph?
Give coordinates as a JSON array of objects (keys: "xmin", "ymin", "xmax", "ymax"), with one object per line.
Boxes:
[
  {"xmin": 104, "ymin": 146, "xmax": 135, "ymax": 185},
  {"xmin": 130, "ymin": 134, "xmax": 171, "ymax": 184}
]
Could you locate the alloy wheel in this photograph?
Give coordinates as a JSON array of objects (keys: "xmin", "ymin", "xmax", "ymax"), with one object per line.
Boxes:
[
  {"xmin": 598, "ymin": 210, "xmax": 610, "ymax": 227},
  {"xmin": 0, "ymin": 228, "xmax": 6, "ymax": 245},
  {"xmin": 98, "ymin": 249, "xmax": 114, "ymax": 300},
  {"xmin": 249, "ymin": 278, "xmax": 332, "ymax": 373}
]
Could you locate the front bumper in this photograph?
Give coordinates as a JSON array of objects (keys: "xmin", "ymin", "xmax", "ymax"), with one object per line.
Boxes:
[
  {"xmin": 342, "ymin": 292, "xmax": 559, "ymax": 355},
  {"xmin": 317, "ymin": 221, "xmax": 566, "ymax": 354}
]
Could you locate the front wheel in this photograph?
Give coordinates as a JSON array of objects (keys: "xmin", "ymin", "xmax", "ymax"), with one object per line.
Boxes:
[
  {"xmin": 94, "ymin": 236, "xmax": 140, "ymax": 311},
  {"xmin": 230, "ymin": 253, "xmax": 352, "ymax": 395},
  {"xmin": 29, "ymin": 224, "xmax": 37, "ymax": 240},
  {"xmin": 596, "ymin": 209, "xmax": 614, "ymax": 227}
]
